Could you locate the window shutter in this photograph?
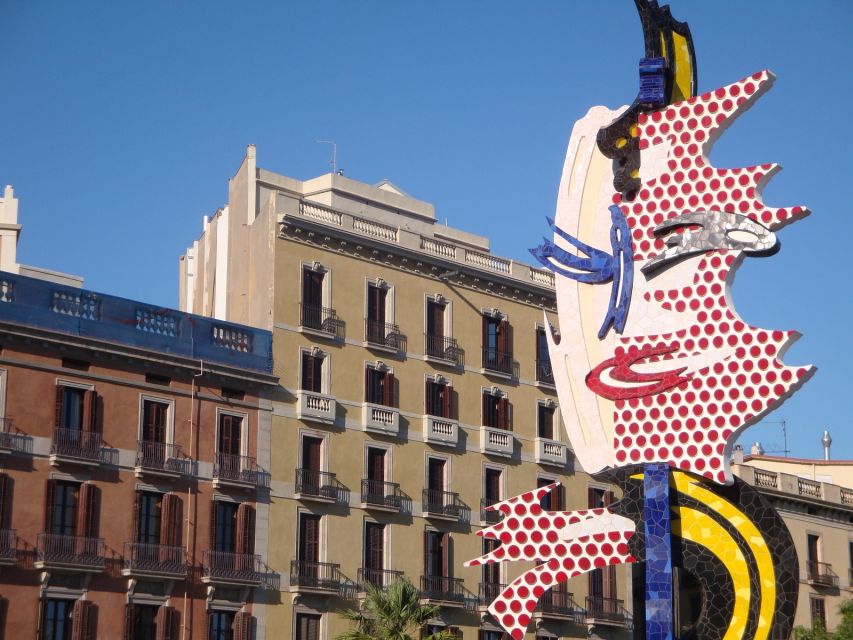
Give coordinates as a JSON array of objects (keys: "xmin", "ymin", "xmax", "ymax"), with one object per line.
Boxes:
[
  {"xmin": 364, "ymin": 368, "xmax": 370, "ymax": 403},
  {"xmin": 587, "ymin": 487, "xmax": 596, "ymax": 509},
  {"xmin": 302, "ymin": 354, "xmax": 314, "ymax": 393},
  {"xmin": 236, "ymin": 503, "xmax": 256, "ymax": 555},
  {"xmin": 234, "ymin": 611, "xmax": 253, "ymax": 640},
  {"xmin": 82, "ymin": 390, "xmax": 95, "ymax": 434},
  {"xmin": 482, "ymin": 393, "xmax": 488, "ymax": 427},
  {"xmin": 442, "ymin": 385, "xmax": 451, "ymax": 419},
  {"xmin": 55, "ymin": 386, "xmax": 64, "ymax": 428},
  {"xmin": 156, "ymin": 605, "xmax": 177, "ymax": 640},
  {"xmin": 77, "ymin": 483, "xmax": 100, "ymax": 539},
  {"xmin": 161, "ymin": 494, "xmax": 183, "ymax": 548},
  {"xmin": 0, "ymin": 474, "xmax": 9, "ymax": 530},
  {"xmin": 497, "ymin": 397, "xmax": 508, "ymax": 430},
  {"xmin": 71, "ymin": 599, "xmax": 95, "ymax": 640},
  {"xmin": 124, "ymin": 603, "xmax": 135, "ymax": 640},
  {"xmin": 384, "ymin": 372, "xmax": 395, "ymax": 407},
  {"xmin": 132, "ymin": 491, "xmax": 141, "ymax": 543},
  {"xmin": 423, "ymin": 530, "xmax": 429, "ymax": 576},
  {"xmin": 604, "ymin": 490, "xmax": 614, "ymax": 507},
  {"xmin": 498, "ymin": 319, "xmax": 510, "ymax": 355},
  {"xmin": 44, "ymin": 479, "xmax": 57, "ymax": 532},
  {"xmin": 441, "ymin": 532, "xmax": 450, "ymax": 577},
  {"xmin": 203, "ymin": 610, "xmax": 211, "ymax": 640},
  {"xmin": 210, "ymin": 501, "xmax": 218, "ymax": 550}
]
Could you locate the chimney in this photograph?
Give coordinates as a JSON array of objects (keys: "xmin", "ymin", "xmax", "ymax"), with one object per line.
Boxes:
[
  {"xmin": 822, "ymin": 430, "xmax": 832, "ymax": 461},
  {"xmin": 750, "ymin": 441, "xmax": 764, "ymax": 456},
  {"xmin": 732, "ymin": 444, "xmax": 744, "ymax": 465}
]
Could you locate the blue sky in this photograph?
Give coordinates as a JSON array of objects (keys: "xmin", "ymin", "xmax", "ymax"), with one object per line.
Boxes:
[{"xmin": 1, "ymin": 2, "xmax": 851, "ymax": 460}]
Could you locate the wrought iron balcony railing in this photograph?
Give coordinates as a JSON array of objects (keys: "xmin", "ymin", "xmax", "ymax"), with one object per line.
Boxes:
[
  {"xmin": 586, "ymin": 596, "xmax": 628, "ymax": 625},
  {"xmin": 365, "ymin": 320, "xmax": 402, "ymax": 350},
  {"xmin": 36, "ymin": 533, "xmax": 105, "ymax": 571},
  {"xmin": 0, "ymin": 417, "xmax": 20, "ymax": 453},
  {"xmin": 201, "ymin": 550, "xmax": 262, "ymax": 585},
  {"xmin": 361, "ymin": 479, "xmax": 403, "ymax": 511},
  {"xmin": 213, "ymin": 453, "xmax": 270, "ymax": 489},
  {"xmin": 479, "ymin": 582, "xmax": 506, "ymax": 604},
  {"xmin": 807, "ymin": 561, "xmax": 839, "ymax": 587},
  {"xmin": 290, "ymin": 560, "xmax": 342, "ymax": 592},
  {"xmin": 300, "ymin": 304, "xmax": 342, "ymax": 336},
  {"xmin": 0, "ymin": 529, "xmax": 16, "ymax": 565},
  {"xmin": 480, "ymin": 498, "xmax": 502, "ymax": 524},
  {"xmin": 535, "ymin": 359, "xmax": 554, "ymax": 385},
  {"xmin": 295, "ymin": 469, "xmax": 345, "ymax": 502},
  {"xmin": 50, "ymin": 427, "xmax": 102, "ymax": 464},
  {"xmin": 135, "ymin": 441, "xmax": 191, "ymax": 477},
  {"xmin": 538, "ymin": 589, "xmax": 585, "ymax": 622},
  {"xmin": 420, "ymin": 575, "xmax": 465, "ymax": 603},
  {"xmin": 122, "ymin": 542, "xmax": 188, "ymax": 578},
  {"xmin": 425, "ymin": 334, "xmax": 462, "ymax": 365},
  {"xmin": 482, "ymin": 347, "xmax": 512, "ymax": 375},
  {"xmin": 422, "ymin": 489, "xmax": 461, "ymax": 520},
  {"xmin": 358, "ymin": 568, "xmax": 404, "ymax": 590}
]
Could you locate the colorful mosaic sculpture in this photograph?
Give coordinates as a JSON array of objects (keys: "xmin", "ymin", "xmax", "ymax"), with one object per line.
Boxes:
[{"xmin": 468, "ymin": 2, "xmax": 811, "ymax": 639}]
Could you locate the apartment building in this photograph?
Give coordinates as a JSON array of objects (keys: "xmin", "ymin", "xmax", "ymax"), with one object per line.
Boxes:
[
  {"xmin": 0, "ymin": 270, "xmax": 276, "ymax": 639},
  {"xmin": 733, "ymin": 453, "xmax": 853, "ymax": 633},
  {"xmin": 180, "ymin": 146, "xmax": 633, "ymax": 640}
]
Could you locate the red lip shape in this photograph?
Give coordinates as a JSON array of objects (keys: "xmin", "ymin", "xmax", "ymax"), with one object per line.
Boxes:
[{"xmin": 586, "ymin": 342, "xmax": 692, "ymax": 400}]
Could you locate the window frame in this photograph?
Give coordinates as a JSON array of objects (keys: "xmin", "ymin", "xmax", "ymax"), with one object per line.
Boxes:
[
  {"xmin": 364, "ymin": 362, "xmax": 394, "ymax": 408},
  {"xmin": 138, "ymin": 395, "xmax": 175, "ymax": 445},
  {"xmin": 536, "ymin": 399, "xmax": 558, "ymax": 440},
  {"xmin": 214, "ymin": 408, "xmax": 249, "ymax": 458},
  {"xmin": 299, "ymin": 347, "xmax": 329, "ymax": 394}
]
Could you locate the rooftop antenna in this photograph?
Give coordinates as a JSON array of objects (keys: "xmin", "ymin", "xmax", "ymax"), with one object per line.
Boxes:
[
  {"xmin": 316, "ymin": 140, "xmax": 337, "ymax": 175},
  {"xmin": 759, "ymin": 419, "xmax": 790, "ymax": 457}
]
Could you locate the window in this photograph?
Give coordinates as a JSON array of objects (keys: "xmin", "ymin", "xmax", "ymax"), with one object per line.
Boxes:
[
  {"xmin": 134, "ymin": 492, "xmax": 182, "ymax": 547},
  {"xmin": 539, "ymin": 477, "xmax": 565, "ymax": 511},
  {"xmin": 55, "ymin": 386, "xmax": 96, "ymax": 431},
  {"xmin": 482, "ymin": 389, "xmax": 510, "ymax": 430},
  {"xmin": 425, "ymin": 378, "xmax": 452, "ymax": 418},
  {"xmin": 536, "ymin": 326, "xmax": 553, "ymax": 384},
  {"xmin": 366, "ymin": 281, "xmax": 396, "ymax": 346},
  {"xmin": 588, "ymin": 486, "xmax": 616, "ymax": 604},
  {"xmin": 295, "ymin": 613, "xmax": 320, "ymax": 640},
  {"xmin": 427, "ymin": 458, "xmax": 446, "ymax": 493},
  {"xmin": 479, "ymin": 631, "xmax": 506, "ymax": 640},
  {"xmin": 425, "ymin": 298, "xmax": 452, "ymax": 357},
  {"xmin": 810, "ymin": 596, "xmax": 827, "ymax": 630},
  {"xmin": 211, "ymin": 501, "xmax": 254, "ymax": 555},
  {"xmin": 363, "ymin": 522, "xmax": 385, "ymax": 584},
  {"xmin": 141, "ymin": 399, "xmax": 169, "ymax": 444},
  {"xmin": 365, "ymin": 366, "xmax": 394, "ymax": 407},
  {"xmin": 424, "ymin": 530, "xmax": 449, "ymax": 578},
  {"xmin": 209, "ymin": 610, "xmax": 235, "ymax": 640},
  {"xmin": 301, "ymin": 351, "xmax": 325, "ymax": 393},
  {"xmin": 217, "ymin": 413, "xmax": 244, "ymax": 457},
  {"xmin": 298, "ymin": 512, "xmax": 321, "ymax": 564},
  {"xmin": 482, "ymin": 312, "xmax": 511, "ymax": 374},
  {"xmin": 301, "ymin": 264, "xmax": 332, "ymax": 331},
  {"xmin": 45, "ymin": 480, "xmax": 99, "ymax": 540},
  {"xmin": 366, "ymin": 447, "xmax": 386, "ymax": 484},
  {"xmin": 41, "ymin": 599, "xmax": 73, "ymax": 640},
  {"xmin": 129, "ymin": 604, "xmax": 158, "ymax": 640},
  {"xmin": 484, "ymin": 468, "xmax": 502, "ymax": 507},
  {"xmin": 537, "ymin": 402, "xmax": 555, "ymax": 439}
]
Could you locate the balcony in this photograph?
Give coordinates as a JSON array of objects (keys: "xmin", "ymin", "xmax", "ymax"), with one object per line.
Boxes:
[
  {"xmin": 481, "ymin": 348, "xmax": 512, "ymax": 377},
  {"xmin": 480, "ymin": 498, "xmax": 502, "ymax": 525},
  {"xmin": 423, "ymin": 415, "xmax": 459, "ymax": 447},
  {"xmin": 420, "ymin": 575, "xmax": 465, "ymax": 605},
  {"xmin": 202, "ymin": 550, "xmax": 262, "ymax": 586},
  {"xmin": 135, "ymin": 441, "xmax": 190, "ymax": 479},
  {"xmin": 479, "ymin": 582, "xmax": 506, "ymax": 608},
  {"xmin": 535, "ymin": 437, "xmax": 567, "ymax": 467},
  {"xmin": 536, "ymin": 589, "xmax": 585, "ymax": 623},
  {"xmin": 361, "ymin": 479, "xmax": 403, "ymax": 512},
  {"xmin": 362, "ymin": 402, "xmax": 400, "ymax": 437},
  {"xmin": 295, "ymin": 469, "xmax": 346, "ymax": 504},
  {"xmin": 296, "ymin": 390, "xmax": 337, "ymax": 425},
  {"xmin": 422, "ymin": 489, "xmax": 462, "ymax": 521},
  {"xmin": 299, "ymin": 304, "xmax": 342, "ymax": 339},
  {"xmin": 535, "ymin": 359, "xmax": 555, "ymax": 386},
  {"xmin": 807, "ymin": 561, "xmax": 839, "ymax": 587},
  {"xmin": 35, "ymin": 533, "xmax": 105, "ymax": 572},
  {"xmin": 586, "ymin": 596, "xmax": 629, "ymax": 627},
  {"xmin": 0, "ymin": 418, "xmax": 22, "ymax": 455},
  {"xmin": 425, "ymin": 334, "xmax": 462, "ymax": 366},
  {"xmin": 122, "ymin": 542, "xmax": 188, "ymax": 579},
  {"xmin": 364, "ymin": 320, "xmax": 403, "ymax": 353},
  {"xmin": 49, "ymin": 428, "xmax": 102, "ymax": 467},
  {"xmin": 290, "ymin": 560, "xmax": 342, "ymax": 594},
  {"xmin": 480, "ymin": 426, "xmax": 513, "ymax": 457},
  {"xmin": 358, "ymin": 568, "xmax": 404, "ymax": 591},
  {"xmin": 213, "ymin": 453, "xmax": 270, "ymax": 491},
  {"xmin": 0, "ymin": 529, "xmax": 16, "ymax": 566}
]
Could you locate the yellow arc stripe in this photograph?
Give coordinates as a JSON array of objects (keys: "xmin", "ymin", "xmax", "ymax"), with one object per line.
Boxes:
[{"xmin": 673, "ymin": 472, "xmax": 776, "ymax": 640}]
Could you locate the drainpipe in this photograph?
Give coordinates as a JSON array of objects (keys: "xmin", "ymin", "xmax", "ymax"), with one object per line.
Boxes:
[{"xmin": 182, "ymin": 360, "xmax": 204, "ymax": 640}]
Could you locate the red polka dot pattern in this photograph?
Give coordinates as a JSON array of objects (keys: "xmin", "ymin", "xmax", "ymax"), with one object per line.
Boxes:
[
  {"xmin": 466, "ymin": 483, "xmax": 635, "ymax": 640},
  {"xmin": 607, "ymin": 70, "xmax": 814, "ymax": 483}
]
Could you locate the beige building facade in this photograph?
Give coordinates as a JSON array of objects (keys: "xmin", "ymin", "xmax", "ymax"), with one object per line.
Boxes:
[
  {"xmin": 733, "ymin": 454, "xmax": 853, "ymax": 633},
  {"xmin": 180, "ymin": 147, "xmax": 633, "ymax": 640}
]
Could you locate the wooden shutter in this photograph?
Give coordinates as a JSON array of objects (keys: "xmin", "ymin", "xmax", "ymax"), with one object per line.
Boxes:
[
  {"xmin": 428, "ymin": 459, "xmax": 444, "ymax": 493},
  {"xmin": 210, "ymin": 501, "xmax": 218, "ymax": 550},
  {"xmin": 299, "ymin": 514, "xmax": 319, "ymax": 563},
  {"xmin": 236, "ymin": 503, "xmax": 256, "ymax": 555},
  {"xmin": 77, "ymin": 483, "xmax": 100, "ymax": 539},
  {"xmin": 497, "ymin": 397, "xmax": 508, "ymax": 430},
  {"xmin": 219, "ymin": 414, "xmax": 241, "ymax": 456},
  {"xmin": 302, "ymin": 354, "xmax": 318, "ymax": 393},
  {"xmin": 364, "ymin": 368, "xmax": 371, "ymax": 403},
  {"xmin": 423, "ymin": 530, "xmax": 429, "ymax": 576},
  {"xmin": 234, "ymin": 611, "xmax": 253, "ymax": 640},
  {"xmin": 302, "ymin": 437, "xmax": 321, "ymax": 472},
  {"xmin": 155, "ymin": 605, "xmax": 177, "ymax": 640},
  {"xmin": 498, "ymin": 319, "xmax": 509, "ymax": 355},
  {"xmin": 365, "ymin": 522, "xmax": 383, "ymax": 571},
  {"xmin": 442, "ymin": 384, "xmax": 451, "ymax": 419},
  {"xmin": 44, "ymin": 479, "xmax": 57, "ymax": 532},
  {"xmin": 485, "ymin": 469, "xmax": 500, "ymax": 503},
  {"xmin": 367, "ymin": 448, "xmax": 384, "ymax": 483},
  {"xmin": 296, "ymin": 613, "xmax": 320, "ymax": 640},
  {"xmin": 124, "ymin": 603, "xmax": 135, "ymax": 640},
  {"xmin": 160, "ymin": 494, "xmax": 183, "ymax": 548},
  {"xmin": 440, "ymin": 532, "xmax": 450, "ymax": 577},
  {"xmin": 428, "ymin": 302, "xmax": 444, "ymax": 339},
  {"xmin": 82, "ymin": 390, "xmax": 95, "ymax": 433},
  {"xmin": 71, "ymin": 599, "xmax": 95, "ymax": 640},
  {"xmin": 55, "ymin": 386, "xmax": 64, "ymax": 428}
]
